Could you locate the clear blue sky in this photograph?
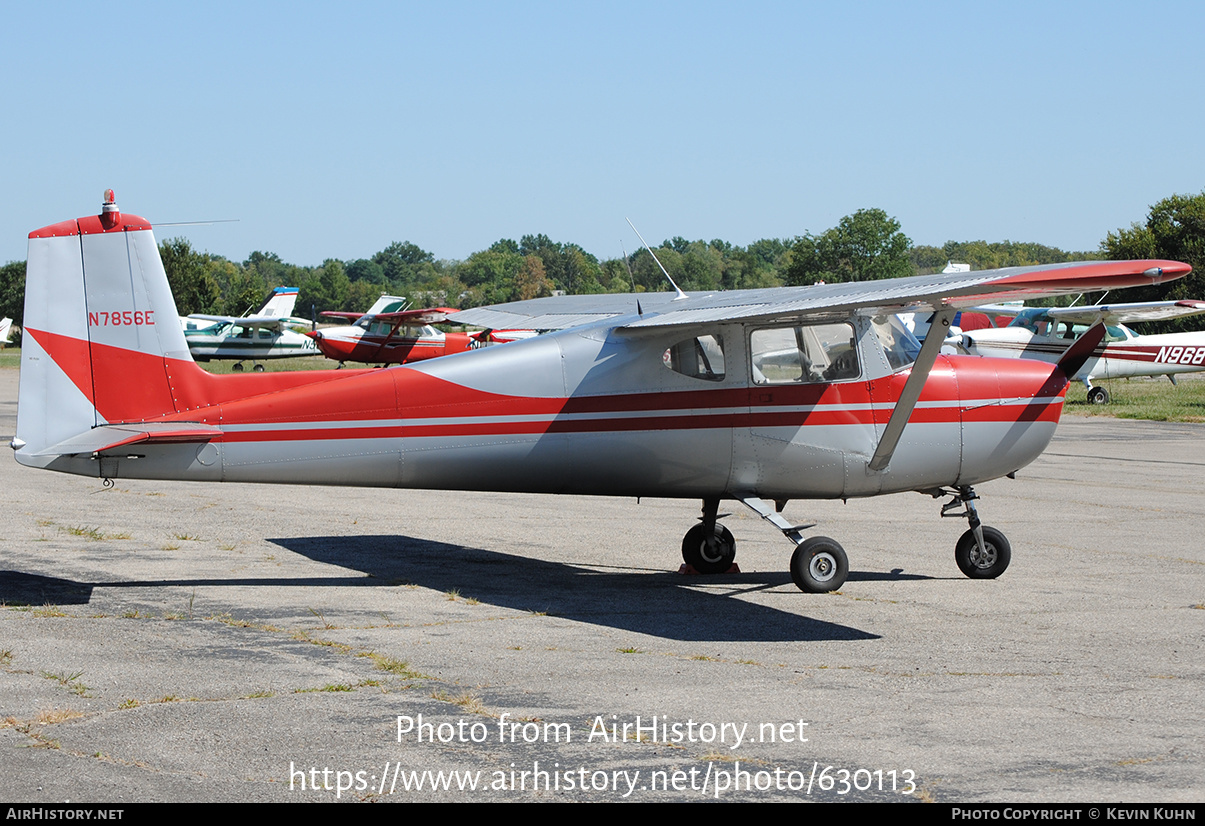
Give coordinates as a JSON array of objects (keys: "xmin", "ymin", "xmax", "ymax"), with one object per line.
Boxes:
[{"xmin": 3, "ymin": 1, "xmax": 1202, "ymax": 267}]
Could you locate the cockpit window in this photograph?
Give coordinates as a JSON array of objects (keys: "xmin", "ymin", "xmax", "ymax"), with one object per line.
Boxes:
[
  {"xmin": 750, "ymin": 323, "xmax": 859, "ymax": 384},
  {"xmin": 664, "ymin": 334, "xmax": 725, "ymax": 382},
  {"xmin": 872, "ymin": 316, "xmax": 921, "ymax": 371}
]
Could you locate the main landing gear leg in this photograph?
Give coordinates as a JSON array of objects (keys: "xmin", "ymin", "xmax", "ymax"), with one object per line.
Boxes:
[
  {"xmin": 937, "ymin": 485, "xmax": 1012, "ymax": 579},
  {"xmin": 680, "ymin": 497, "xmax": 736, "ymax": 575},
  {"xmin": 739, "ymin": 497, "xmax": 848, "ymax": 593}
]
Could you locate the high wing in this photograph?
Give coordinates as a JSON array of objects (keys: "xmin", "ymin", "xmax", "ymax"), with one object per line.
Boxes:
[
  {"xmin": 1043, "ymin": 300, "xmax": 1205, "ymax": 326},
  {"xmin": 320, "ymin": 294, "xmax": 410, "ymax": 323},
  {"xmin": 320, "ymin": 307, "xmax": 455, "ymax": 325},
  {"xmin": 367, "ymin": 308, "xmax": 457, "ymax": 327},
  {"xmin": 187, "ymin": 314, "xmax": 297, "ymax": 331},
  {"xmin": 449, "ymin": 261, "xmax": 1190, "ymax": 331}
]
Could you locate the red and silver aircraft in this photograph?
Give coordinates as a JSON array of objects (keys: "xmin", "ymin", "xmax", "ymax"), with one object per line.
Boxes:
[
  {"xmin": 309, "ymin": 295, "xmax": 534, "ymax": 366},
  {"xmin": 948, "ymin": 301, "xmax": 1205, "ymax": 403},
  {"xmin": 11, "ymin": 194, "xmax": 1192, "ymax": 592}
]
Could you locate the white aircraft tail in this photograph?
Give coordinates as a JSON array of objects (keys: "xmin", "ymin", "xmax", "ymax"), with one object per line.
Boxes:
[
  {"xmin": 15, "ymin": 192, "xmax": 201, "ymax": 463},
  {"xmin": 254, "ymin": 286, "xmax": 299, "ymax": 319},
  {"xmin": 0, "ymin": 317, "xmax": 12, "ymax": 344},
  {"xmin": 364, "ymin": 294, "xmax": 409, "ymax": 317}
]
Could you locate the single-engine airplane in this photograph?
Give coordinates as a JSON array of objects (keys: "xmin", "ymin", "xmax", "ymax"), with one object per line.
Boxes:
[
  {"xmin": 311, "ymin": 295, "xmax": 535, "ymax": 366},
  {"xmin": 180, "ymin": 285, "xmax": 303, "ymax": 331},
  {"xmin": 948, "ymin": 301, "xmax": 1205, "ymax": 403},
  {"xmin": 182, "ymin": 283, "xmax": 320, "ymax": 370},
  {"xmin": 11, "ymin": 193, "xmax": 1193, "ymax": 592}
]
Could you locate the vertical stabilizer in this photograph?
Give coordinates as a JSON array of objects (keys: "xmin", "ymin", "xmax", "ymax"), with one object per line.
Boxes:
[
  {"xmin": 255, "ymin": 286, "xmax": 299, "ymax": 319},
  {"xmin": 15, "ymin": 191, "xmax": 193, "ymax": 465}
]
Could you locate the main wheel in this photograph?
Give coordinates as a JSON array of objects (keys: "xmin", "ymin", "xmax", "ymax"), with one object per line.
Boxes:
[
  {"xmin": 790, "ymin": 536, "xmax": 848, "ymax": 593},
  {"xmin": 253, "ymin": 363, "xmax": 265, "ymax": 373},
  {"xmin": 681, "ymin": 523, "xmax": 736, "ymax": 574},
  {"xmin": 954, "ymin": 526, "xmax": 1011, "ymax": 579},
  {"xmin": 1087, "ymin": 386, "xmax": 1110, "ymax": 404},
  {"xmin": 231, "ymin": 362, "xmax": 245, "ymax": 372}
]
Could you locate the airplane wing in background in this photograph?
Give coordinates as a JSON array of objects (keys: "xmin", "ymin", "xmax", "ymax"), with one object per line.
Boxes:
[
  {"xmin": 319, "ymin": 307, "xmax": 456, "ymax": 326},
  {"xmin": 187, "ymin": 314, "xmax": 296, "ymax": 331},
  {"xmin": 449, "ymin": 261, "xmax": 1191, "ymax": 331},
  {"xmin": 1044, "ymin": 300, "xmax": 1205, "ymax": 326},
  {"xmin": 371, "ymin": 308, "xmax": 457, "ymax": 326}
]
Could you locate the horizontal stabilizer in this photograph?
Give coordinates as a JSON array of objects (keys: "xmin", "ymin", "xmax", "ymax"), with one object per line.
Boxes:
[{"xmin": 31, "ymin": 422, "xmax": 222, "ymax": 457}]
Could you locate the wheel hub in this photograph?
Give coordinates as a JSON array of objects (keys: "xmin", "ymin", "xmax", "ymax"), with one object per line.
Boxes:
[
  {"xmin": 809, "ymin": 553, "xmax": 835, "ymax": 582},
  {"xmin": 699, "ymin": 539, "xmax": 724, "ymax": 564},
  {"xmin": 970, "ymin": 544, "xmax": 997, "ymax": 568}
]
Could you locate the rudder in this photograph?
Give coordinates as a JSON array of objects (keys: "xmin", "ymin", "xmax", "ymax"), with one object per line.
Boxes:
[{"xmin": 15, "ymin": 191, "xmax": 193, "ymax": 464}]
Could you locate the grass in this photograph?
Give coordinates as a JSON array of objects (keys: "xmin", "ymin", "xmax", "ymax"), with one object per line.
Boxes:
[
  {"xmin": 52, "ymin": 524, "xmax": 131, "ymax": 541},
  {"xmin": 1063, "ymin": 374, "xmax": 1205, "ymax": 422},
  {"xmin": 199, "ymin": 355, "xmax": 346, "ymax": 374},
  {"xmin": 365, "ymin": 653, "xmax": 427, "ymax": 680},
  {"xmin": 432, "ymin": 690, "xmax": 490, "ymax": 715},
  {"xmin": 41, "ymin": 670, "xmax": 89, "ymax": 696}
]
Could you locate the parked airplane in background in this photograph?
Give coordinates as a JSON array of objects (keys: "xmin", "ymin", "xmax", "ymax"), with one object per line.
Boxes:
[
  {"xmin": 11, "ymin": 194, "xmax": 1192, "ymax": 592},
  {"xmin": 0, "ymin": 317, "xmax": 13, "ymax": 346},
  {"xmin": 180, "ymin": 286, "xmax": 303, "ymax": 332},
  {"xmin": 311, "ymin": 295, "xmax": 534, "ymax": 366},
  {"xmin": 948, "ymin": 300, "xmax": 1205, "ymax": 403},
  {"xmin": 182, "ymin": 285, "xmax": 320, "ymax": 370}
]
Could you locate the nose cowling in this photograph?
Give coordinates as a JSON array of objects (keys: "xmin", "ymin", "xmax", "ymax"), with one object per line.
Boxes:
[{"xmin": 951, "ymin": 355, "xmax": 1068, "ymax": 486}]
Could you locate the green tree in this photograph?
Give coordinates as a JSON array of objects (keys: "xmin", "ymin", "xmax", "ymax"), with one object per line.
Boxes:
[
  {"xmin": 514, "ymin": 254, "xmax": 554, "ymax": 301},
  {"xmin": 299, "ymin": 259, "xmax": 351, "ymax": 314},
  {"xmin": 160, "ymin": 238, "xmax": 220, "ymax": 315},
  {"xmin": 1103, "ymin": 191, "xmax": 1205, "ymax": 331},
  {"xmin": 373, "ymin": 241, "xmax": 433, "ymax": 286},
  {"xmin": 0, "ymin": 261, "xmax": 26, "ymax": 334},
  {"xmin": 784, "ymin": 208, "xmax": 913, "ymax": 285},
  {"xmin": 346, "ymin": 258, "xmax": 387, "ymax": 286}
]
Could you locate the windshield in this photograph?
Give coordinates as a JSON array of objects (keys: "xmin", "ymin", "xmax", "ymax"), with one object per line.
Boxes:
[{"xmin": 874, "ymin": 316, "xmax": 922, "ymax": 370}]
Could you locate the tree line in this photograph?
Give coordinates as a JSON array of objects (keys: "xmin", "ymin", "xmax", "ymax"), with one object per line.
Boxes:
[{"xmin": 2, "ymin": 192, "xmax": 1203, "ymax": 336}]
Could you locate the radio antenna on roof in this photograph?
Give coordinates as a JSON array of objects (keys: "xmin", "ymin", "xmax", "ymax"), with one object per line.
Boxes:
[{"xmin": 626, "ymin": 218, "xmax": 687, "ymax": 300}]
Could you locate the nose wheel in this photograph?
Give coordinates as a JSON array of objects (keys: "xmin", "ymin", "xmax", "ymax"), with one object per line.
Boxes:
[
  {"xmin": 955, "ymin": 526, "xmax": 1011, "ymax": 578},
  {"xmin": 939, "ymin": 486, "xmax": 1011, "ymax": 579}
]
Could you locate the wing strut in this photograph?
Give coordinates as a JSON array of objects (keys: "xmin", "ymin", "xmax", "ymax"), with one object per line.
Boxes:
[{"xmin": 868, "ymin": 308, "xmax": 954, "ymax": 472}]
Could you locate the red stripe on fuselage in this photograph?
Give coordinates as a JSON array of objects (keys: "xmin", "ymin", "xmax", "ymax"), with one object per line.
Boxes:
[{"xmin": 32, "ymin": 328, "xmax": 1066, "ymax": 438}]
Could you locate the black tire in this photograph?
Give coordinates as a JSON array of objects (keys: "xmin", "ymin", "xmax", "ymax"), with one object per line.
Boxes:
[
  {"xmin": 681, "ymin": 523, "xmax": 736, "ymax": 574},
  {"xmin": 1087, "ymin": 386, "xmax": 1110, "ymax": 404},
  {"xmin": 253, "ymin": 363, "xmax": 265, "ymax": 373},
  {"xmin": 954, "ymin": 526, "xmax": 1011, "ymax": 579},
  {"xmin": 790, "ymin": 536, "xmax": 848, "ymax": 593},
  {"xmin": 231, "ymin": 362, "xmax": 245, "ymax": 372}
]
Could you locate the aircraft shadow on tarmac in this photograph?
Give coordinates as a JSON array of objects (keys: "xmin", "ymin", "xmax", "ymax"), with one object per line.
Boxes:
[
  {"xmin": 267, "ymin": 534, "xmax": 891, "ymax": 643},
  {"xmin": 0, "ymin": 571, "xmax": 94, "ymax": 605},
  {"xmin": 0, "ymin": 539, "xmax": 933, "ymax": 642}
]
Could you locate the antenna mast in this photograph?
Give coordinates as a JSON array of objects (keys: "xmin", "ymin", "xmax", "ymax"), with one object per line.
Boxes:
[{"xmin": 626, "ymin": 218, "xmax": 687, "ymax": 300}]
